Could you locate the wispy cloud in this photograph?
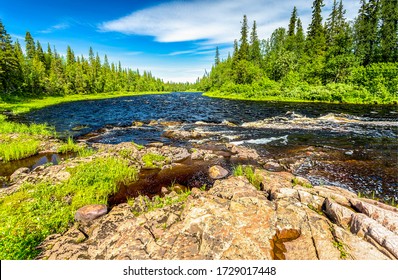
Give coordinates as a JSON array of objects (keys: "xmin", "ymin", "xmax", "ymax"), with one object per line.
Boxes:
[
  {"xmin": 39, "ymin": 23, "xmax": 70, "ymax": 34},
  {"xmin": 99, "ymin": 0, "xmax": 360, "ymax": 45}
]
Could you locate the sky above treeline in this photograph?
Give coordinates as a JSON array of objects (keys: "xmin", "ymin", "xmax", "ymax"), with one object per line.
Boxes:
[{"xmin": 1, "ymin": 0, "xmax": 360, "ymax": 82}]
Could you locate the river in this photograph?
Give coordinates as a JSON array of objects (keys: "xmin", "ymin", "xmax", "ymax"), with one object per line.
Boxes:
[{"xmin": 13, "ymin": 92, "xmax": 398, "ymax": 201}]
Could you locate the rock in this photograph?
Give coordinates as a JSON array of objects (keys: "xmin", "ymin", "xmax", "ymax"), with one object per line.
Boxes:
[
  {"xmin": 163, "ymin": 129, "xmax": 208, "ymax": 140},
  {"xmin": 263, "ymin": 161, "xmax": 284, "ymax": 172},
  {"xmin": 208, "ymin": 165, "xmax": 229, "ymax": 179},
  {"xmin": 147, "ymin": 142, "xmax": 163, "ymax": 148},
  {"xmin": 324, "ymin": 198, "xmax": 354, "ymax": 228},
  {"xmin": 161, "ymin": 187, "xmax": 169, "ymax": 195},
  {"xmin": 36, "ymin": 163, "xmax": 397, "ymax": 261},
  {"xmin": 74, "ymin": 204, "xmax": 108, "ymax": 223},
  {"xmin": 10, "ymin": 167, "xmax": 30, "ymax": 183},
  {"xmin": 132, "ymin": 121, "xmax": 144, "ymax": 127},
  {"xmin": 349, "ymin": 198, "xmax": 398, "ymax": 235},
  {"xmin": 350, "ymin": 213, "xmax": 398, "ymax": 259}
]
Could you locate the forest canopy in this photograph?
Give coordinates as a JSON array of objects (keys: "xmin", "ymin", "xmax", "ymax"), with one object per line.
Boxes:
[{"xmin": 198, "ymin": 0, "xmax": 398, "ymax": 104}]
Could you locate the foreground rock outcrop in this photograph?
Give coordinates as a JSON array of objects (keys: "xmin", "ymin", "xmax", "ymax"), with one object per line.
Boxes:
[{"xmin": 37, "ymin": 169, "xmax": 398, "ymax": 260}]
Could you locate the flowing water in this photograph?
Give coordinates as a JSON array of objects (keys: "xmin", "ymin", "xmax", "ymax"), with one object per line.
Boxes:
[{"xmin": 12, "ymin": 92, "xmax": 398, "ymax": 200}]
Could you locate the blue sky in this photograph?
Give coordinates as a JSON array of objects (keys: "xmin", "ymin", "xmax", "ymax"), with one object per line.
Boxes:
[{"xmin": 1, "ymin": 0, "xmax": 360, "ymax": 82}]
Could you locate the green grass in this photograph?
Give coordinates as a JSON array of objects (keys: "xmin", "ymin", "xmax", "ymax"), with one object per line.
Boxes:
[
  {"xmin": 142, "ymin": 153, "xmax": 168, "ymax": 168},
  {"xmin": 0, "ymin": 137, "xmax": 40, "ymax": 162},
  {"xmin": 0, "ymin": 156, "xmax": 138, "ymax": 259},
  {"xmin": 0, "ymin": 114, "xmax": 54, "ymax": 136},
  {"xmin": 57, "ymin": 137, "xmax": 81, "ymax": 153},
  {"xmin": 0, "ymin": 92, "xmax": 170, "ymax": 114},
  {"xmin": 233, "ymin": 165, "xmax": 262, "ymax": 190},
  {"xmin": 0, "ymin": 115, "xmax": 55, "ymax": 162}
]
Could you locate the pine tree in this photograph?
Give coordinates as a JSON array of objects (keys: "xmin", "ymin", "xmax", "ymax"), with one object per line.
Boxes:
[
  {"xmin": 307, "ymin": 0, "xmax": 326, "ymax": 53},
  {"xmin": 249, "ymin": 20, "xmax": 261, "ymax": 65},
  {"xmin": 25, "ymin": 31, "xmax": 36, "ymax": 60},
  {"xmin": 238, "ymin": 15, "xmax": 249, "ymax": 61},
  {"xmin": 288, "ymin": 6, "xmax": 297, "ymax": 37},
  {"xmin": 380, "ymin": 0, "xmax": 398, "ymax": 62},
  {"xmin": 355, "ymin": 0, "xmax": 381, "ymax": 65},
  {"xmin": 0, "ymin": 20, "xmax": 21, "ymax": 94},
  {"xmin": 215, "ymin": 46, "xmax": 220, "ymax": 65}
]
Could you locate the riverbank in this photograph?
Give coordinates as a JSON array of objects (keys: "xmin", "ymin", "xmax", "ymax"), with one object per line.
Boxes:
[
  {"xmin": 1, "ymin": 138, "xmax": 397, "ymax": 260},
  {"xmin": 0, "ymin": 91, "xmax": 169, "ymax": 114},
  {"xmin": 203, "ymin": 88, "xmax": 398, "ymax": 105}
]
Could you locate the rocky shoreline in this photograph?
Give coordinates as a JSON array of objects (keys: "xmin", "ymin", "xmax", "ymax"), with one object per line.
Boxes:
[{"xmin": 2, "ymin": 141, "xmax": 398, "ymax": 260}]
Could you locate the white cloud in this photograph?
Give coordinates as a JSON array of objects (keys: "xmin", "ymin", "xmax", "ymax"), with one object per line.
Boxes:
[
  {"xmin": 99, "ymin": 0, "xmax": 360, "ymax": 46},
  {"xmin": 39, "ymin": 23, "xmax": 70, "ymax": 34}
]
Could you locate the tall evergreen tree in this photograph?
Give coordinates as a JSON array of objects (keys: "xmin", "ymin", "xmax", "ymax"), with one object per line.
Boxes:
[
  {"xmin": 0, "ymin": 20, "xmax": 21, "ymax": 94},
  {"xmin": 380, "ymin": 0, "xmax": 398, "ymax": 62},
  {"xmin": 288, "ymin": 6, "xmax": 297, "ymax": 37},
  {"xmin": 25, "ymin": 31, "xmax": 36, "ymax": 60},
  {"xmin": 355, "ymin": 0, "xmax": 381, "ymax": 65},
  {"xmin": 307, "ymin": 0, "xmax": 326, "ymax": 51},
  {"xmin": 238, "ymin": 15, "xmax": 249, "ymax": 61},
  {"xmin": 215, "ymin": 46, "xmax": 220, "ymax": 65},
  {"xmin": 249, "ymin": 20, "xmax": 261, "ymax": 64}
]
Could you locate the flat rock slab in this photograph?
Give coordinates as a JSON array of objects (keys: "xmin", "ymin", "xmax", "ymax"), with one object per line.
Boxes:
[{"xmin": 75, "ymin": 204, "xmax": 108, "ymax": 223}]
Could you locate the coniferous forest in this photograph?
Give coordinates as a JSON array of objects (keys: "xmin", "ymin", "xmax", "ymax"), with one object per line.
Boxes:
[
  {"xmin": 199, "ymin": 0, "xmax": 398, "ymax": 104},
  {"xmin": 0, "ymin": 0, "xmax": 397, "ymax": 104},
  {"xmin": 0, "ymin": 23, "xmax": 193, "ymax": 100}
]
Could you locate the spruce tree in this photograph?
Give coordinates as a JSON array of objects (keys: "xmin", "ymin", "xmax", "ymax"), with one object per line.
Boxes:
[
  {"xmin": 288, "ymin": 6, "xmax": 297, "ymax": 37},
  {"xmin": 25, "ymin": 31, "xmax": 36, "ymax": 60},
  {"xmin": 0, "ymin": 21, "xmax": 21, "ymax": 95},
  {"xmin": 249, "ymin": 20, "xmax": 261, "ymax": 64},
  {"xmin": 380, "ymin": 0, "xmax": 398, "ymax": 62},
  {"xmin": 215, "ymin": 46, "xmax": 220, "ymax": 65},
  {"xmin": 238, "ymin": 15, "xmax": 249, "ymax": 61}
]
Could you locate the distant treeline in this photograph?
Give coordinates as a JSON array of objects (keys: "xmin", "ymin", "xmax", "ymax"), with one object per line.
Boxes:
[
  {"xmin": 198, "ymin": 0, "xmax": 398, "ymax": 103},
  {"xmin": 0, "ymin": 22, "xmax": 193, "ymax": 99}
]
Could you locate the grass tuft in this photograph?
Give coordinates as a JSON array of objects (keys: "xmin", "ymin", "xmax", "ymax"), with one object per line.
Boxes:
[
  {"xmin": 0, "ymin": 156, "xmax": 138, "ymax": 259},
  {"xmin": 233, "ymin": 165, "xmax": 262, "ymax": 190}
]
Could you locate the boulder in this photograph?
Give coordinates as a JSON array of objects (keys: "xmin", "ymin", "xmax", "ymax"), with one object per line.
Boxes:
[
  {"xmin": 74, "ymin": 204, "xmax": 108, "ymax": 223},
  {"xmin": 208, "ymin": 165, "xmax": 229, "ymax": 179},
  {"xmin": 10, "ymin": 167, "xmax": 30, "ymax": 183}
]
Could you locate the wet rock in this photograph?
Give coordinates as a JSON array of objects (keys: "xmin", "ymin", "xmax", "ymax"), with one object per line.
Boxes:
[
  {"xmin": 163, "ymin": 130, "xmax": 207, "ymax": 140},
  {"xmin": 10, "ymin": 167, "xmax": 30, "ymax": 183},
  {"xmin": 132, "ymin": 121, "xmax": 144, "ymax": 127},
  {"xmin": 227, "ymin": 144, "xmax": 260, "ymax": 161},
  {"xmin": 263, "ymin": 161, "xmax": 284, "ymax": 172},
  {"xmin": 74, "ymin": 204, "xmax": 108, "ymax": 223},
  {"xmin": 208, "ymin": 165, "xmax": 229, "ymax": 179}
]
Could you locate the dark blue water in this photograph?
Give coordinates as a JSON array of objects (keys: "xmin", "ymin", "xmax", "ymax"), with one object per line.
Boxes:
[{"xmin": 19, "ymin": 92, "xmax": 398, "ymax": 200}]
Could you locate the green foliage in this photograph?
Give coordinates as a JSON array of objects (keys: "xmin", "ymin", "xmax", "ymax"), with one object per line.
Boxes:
[
  {"xmin": 0, "ymin": 137, "xmax": 39, "ymax": 162},
  {"xmin": 67, "ymin": 157, "xmax": 138, "ymax": 209},
  {"xmin": 57, "ymin": 137, "xmax": 81, "ymax": 153},
  {"xmin": 0, "ymin": 157, "xmax": 138, "ymax": 259},
  {"xmin": 333, "ymin": 240, "xmax": 348, "ymax": 259},
  {"xmin": 233, "ymin": 165, "xmax": 262, "ymax": 190},
  {"xmin": 0, "ymin": 114, "xmax": 53, "ymax": 162},
  {"xmin": 198, "ymin": 1, "xmax": 397, "ymax": 104},
  {"xmin": 142, "ymin": 153, "xmax": 168, "ymax": 168}
]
